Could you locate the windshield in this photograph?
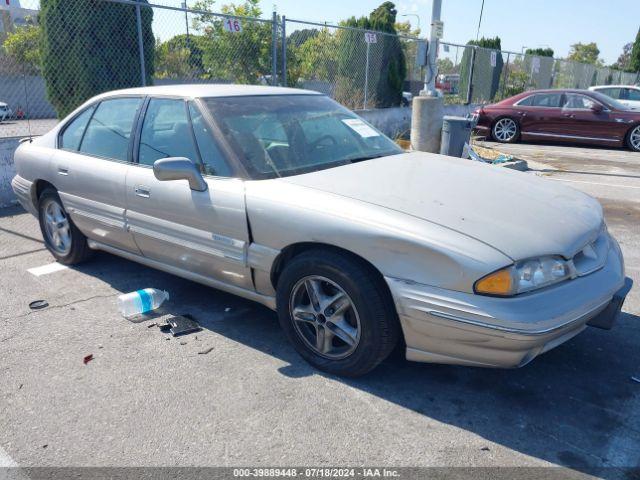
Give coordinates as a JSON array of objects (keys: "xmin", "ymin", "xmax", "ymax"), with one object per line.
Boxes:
[
  {"xmin": 203, "ymin": 95, "xmax": 402, "ymax": 179},
  {"xmin": 589, "ymin": 90, "xmax": 629, "ymax": 111}
]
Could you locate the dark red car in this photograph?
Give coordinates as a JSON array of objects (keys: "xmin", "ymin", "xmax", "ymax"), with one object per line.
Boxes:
[{"xmin": 474, "ymin": 89, "xmax": 640, "ymax": 152}]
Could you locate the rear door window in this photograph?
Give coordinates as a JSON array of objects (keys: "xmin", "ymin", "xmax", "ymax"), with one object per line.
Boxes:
[
  {"xmin": 598, "ymin": 88, "xmax": 623, "ymax": 99},
  {"xmin": 79, "ymin": 97, "xmax": 143, "ymax": 161},
  {"xmin": 60, "ymin": 106, "xmax": 95, "ymax": 151},
  {"xmin": 530, "ymin": 93, "xmax": 562, "ymax": 107}
]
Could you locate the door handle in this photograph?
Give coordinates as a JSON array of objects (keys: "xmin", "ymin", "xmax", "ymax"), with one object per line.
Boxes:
[
  {"xmin": 134, "ymin": 185, "xmax": 151, "ymax": 198},
  {"xmin": 563, "ymin": 113, "xmax": 575, "ymax": 118},
  {"xmin": 57, "ymin": 167, "xmax": 69, "ymax": 176}
]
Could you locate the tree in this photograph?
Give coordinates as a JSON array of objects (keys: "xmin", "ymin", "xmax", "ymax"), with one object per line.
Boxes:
[
  {"xmin": 458, "ymin": 36, "xmax": 503, "ymax": 102},
  {"xmin": 567, "ymin": 42, "xmax": 603, "ymax": 66},
  {"xmin": 334, "ymin": 2, "xmax": 406, "ymax": 108},
  {"xmin": 630, "ymin": 28, "xmax": 640, "ymax": 73},
  {"xmin": 525, "ymin": 47, "xmax": 554, "ymax": 58},
  {"xmin": 287, "ymin": 29, "xmax": 319, "ymax": 48},
  {"xmin": 192, "ymin": 0, "xmax": 273, "ymax": 84},
  {"xmin": 40, "ymin": 0, "xmax": 154, "ymax": 118},
  {"xmin": 2, "ymin": 21, "xmax": 40, "ymax": 74},
  {"xmin": 610, "ymin": 43, "xmax": 632, "ymax": 70},
  {"xmin": 155, "ymin": 34, "xmax": 207, "ymax": 79},
  {"xmin": 436, "ymin": 57, "xmax": 455, "ymax": 74}
]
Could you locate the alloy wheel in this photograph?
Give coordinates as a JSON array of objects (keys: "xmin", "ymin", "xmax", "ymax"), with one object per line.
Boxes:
[
  {"xmin": 289, "ymin": 275, "xmax": 361, "ymax": 360},
  {"xmin": 42, "ymin": 199, "xmax": 72, "ymax": 255},
  {"xmin": 493, "ymin": 118, "xmax": 518, "ymax": 142},
  {"xmin": 630, "ymin": 126, "xmax": 640, "ymax": 152}
]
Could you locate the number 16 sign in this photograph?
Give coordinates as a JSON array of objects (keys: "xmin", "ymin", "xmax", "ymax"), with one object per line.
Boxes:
[{"xmin": 223, "ymin": 18, "xmax": 243, "ymax": 33}]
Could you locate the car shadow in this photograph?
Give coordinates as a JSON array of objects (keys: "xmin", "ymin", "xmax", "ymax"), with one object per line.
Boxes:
[{"xmin": 65, "ymin": 250, "xmax": 640, "ymax": 477}]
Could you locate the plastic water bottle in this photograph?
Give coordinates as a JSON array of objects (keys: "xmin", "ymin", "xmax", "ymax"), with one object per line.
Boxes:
[{"xmin": 117, "ymin": 288, "xmax": 169, "ymax": 317}]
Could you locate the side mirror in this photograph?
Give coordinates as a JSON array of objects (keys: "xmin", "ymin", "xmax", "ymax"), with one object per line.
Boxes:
[
  {"xmin": 153, "ymin": 157, "xmax": 208, "ymax": 192},
  {"xmin": 591, "ymin": 103, "xmax": 604, "ymax": 113}
]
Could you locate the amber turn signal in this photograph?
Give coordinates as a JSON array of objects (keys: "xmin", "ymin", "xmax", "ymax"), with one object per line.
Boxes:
[{"xmin": 474, "ymin": 268, "xmax": 514, "ymax": 296}]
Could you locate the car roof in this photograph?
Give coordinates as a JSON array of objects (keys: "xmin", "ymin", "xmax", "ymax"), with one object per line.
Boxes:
[{"xmin": 94, "ymin": 84, "xmax": 323, "ymax": 100}]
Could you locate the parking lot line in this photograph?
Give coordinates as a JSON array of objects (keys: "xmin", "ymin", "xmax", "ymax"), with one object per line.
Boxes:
[
  {"xmin": 548, "ymin": 177, "xmax": 640, "ymax": 190},
  {"xmin": 0, "ymin": 445, "xmax": 17, "ymax": 467},
  {"xmin": 27, "ymin": 262, "xmax": 68, "ymax": 277}
]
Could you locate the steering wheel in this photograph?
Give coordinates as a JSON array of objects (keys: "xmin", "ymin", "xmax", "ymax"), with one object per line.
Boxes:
[{"xmin": 308, "ymin": 134, "xmax": 337, "ymax": 150}]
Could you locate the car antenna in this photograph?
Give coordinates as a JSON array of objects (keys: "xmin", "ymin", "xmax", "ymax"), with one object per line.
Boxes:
[{"xmin": 21, "ymin": 65, "xmax": 33, "ymax": 142}]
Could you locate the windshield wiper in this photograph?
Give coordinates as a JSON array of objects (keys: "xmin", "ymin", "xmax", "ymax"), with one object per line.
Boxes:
[{"xmin": 345, "ymin": 153, "xmax": 393, "ymax": 163}]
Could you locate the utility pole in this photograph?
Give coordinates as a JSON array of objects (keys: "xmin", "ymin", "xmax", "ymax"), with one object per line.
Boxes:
[
  {"xmin": 423, "ymin": 0, "xmax": 442, "ymax": 95},
  {"xmin": 411, "ymin": 0, "xmax": 444, "ymax": 153}
]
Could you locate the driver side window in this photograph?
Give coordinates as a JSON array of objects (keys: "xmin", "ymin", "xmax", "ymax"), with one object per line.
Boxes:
[
  {"xmin": 138, "ymin": 98, "xmax": 198, "ymax": 166},
  {"xmin": 563, "ymin": 94, "xmax": 596, "ymax": 110}
]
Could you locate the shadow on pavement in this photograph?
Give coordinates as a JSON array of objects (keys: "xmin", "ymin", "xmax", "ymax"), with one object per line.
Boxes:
[{"xmin": 67, "ymin": 250, "xmax": 640, "ymax": 478}]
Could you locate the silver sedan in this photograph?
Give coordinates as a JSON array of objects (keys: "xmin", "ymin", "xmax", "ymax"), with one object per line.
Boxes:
[{"xmin": 12, "ymin": 85, "xmax": 632, "ymax": 376}]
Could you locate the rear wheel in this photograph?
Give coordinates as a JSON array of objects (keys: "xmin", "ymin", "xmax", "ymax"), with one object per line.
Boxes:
[
  {"xmin": 38, "ymin": 188, "xmax": 92, "ymax": 265},
  {"xmin": 276, "ymin": 250, "xmax": 400, "ymax": 377},
  {"xmin": 627, "ymin": 125, "xmax": 640, "ymax": 152},
  {"xmin": 491, "ymin": 117, "xmax": 520, "ymax": 143}
]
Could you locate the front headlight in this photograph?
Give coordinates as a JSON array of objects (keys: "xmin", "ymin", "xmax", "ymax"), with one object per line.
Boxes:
[{"xmin": 474, "ymin": 256, "xmax": 573, "ymax": 296}]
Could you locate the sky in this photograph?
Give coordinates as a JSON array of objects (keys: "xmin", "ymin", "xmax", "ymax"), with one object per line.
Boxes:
[{"xmin": 258, "ymin": 0, "xmax": 640, "ymax": 65}]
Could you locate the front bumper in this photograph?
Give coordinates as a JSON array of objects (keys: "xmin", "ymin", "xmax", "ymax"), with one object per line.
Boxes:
[{"xmin": 386, "ymin": 239, "xmax": 629, "ymax": 368}]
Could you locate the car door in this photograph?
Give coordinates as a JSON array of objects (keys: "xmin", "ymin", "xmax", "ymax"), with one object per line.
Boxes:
[
  {"xmin": 125, "ymin": 97, "xmax": 253, "ymax": 290},
  {"xmin": 560, "ymin": 93, "xmax": 627, "ymax": 144},
  {"xmin": 53, "ymin": 96, "xmax": 143, "ymax": 253},
  {"xmin": 512, "ymin": 92, "xmax": 564, "ymax": 138}
]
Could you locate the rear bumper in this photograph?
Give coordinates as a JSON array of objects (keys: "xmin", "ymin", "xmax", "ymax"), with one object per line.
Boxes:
[
  {"xmin": 11, "ymin": 175, "xmax": 36, "ymax": 215},
  {"xmin": 386, "ymin": 238, "xmax": 628, "ymax": 368}
]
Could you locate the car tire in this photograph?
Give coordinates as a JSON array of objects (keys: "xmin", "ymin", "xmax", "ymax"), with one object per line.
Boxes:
[
  {"xmin": 276, "ymin": 249, "xmax": 400, "ymax": 377},
  {"xmin": 627, "ymin": 125, "xmax": 640, "ymax": 152},
  {"xmin": 491, "ymin": 117, "xmax": 520, "ymax": 143},
  {"xmin": 38, "ymin": 187, "xmax": 93, "ymax": 265}
]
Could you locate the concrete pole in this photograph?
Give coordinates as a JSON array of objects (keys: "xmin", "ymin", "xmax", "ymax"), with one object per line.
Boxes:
[{"xmin": 411, "ymin": 0, "xmax": 444, "ymax": 153}]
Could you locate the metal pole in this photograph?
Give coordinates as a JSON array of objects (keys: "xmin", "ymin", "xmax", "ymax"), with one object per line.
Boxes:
[
  {"xmin": 423, "ymin": 0, "xmax": 442, "ymax": 95},
  {"xmin": 466, "ymin": 47, "xmax": 476, "ymax": 104},
  {"xmin": 364, "ymin": 39, "xmax": 371, "ymax": 109},
  {"xmin": 281, "ymin": 15, "xmax": 287, "ymax": 87},
  {"xmin": 475, "ymin": 0, "xmax": 485, "ymax": 41},
  {"xmin": 271, "ymin": 11, "xmax": 278, "ymax": 86},
  {"xmin": 136, "ymin": 2, "xmax": 147, "ymax": 86},
  {"xmin": 500, "ymin": 52, "xmax": 510, "ymax": 100},
  {"xmin": 182, "ymin": 1, "xmax": 190, "ymax": 51}
]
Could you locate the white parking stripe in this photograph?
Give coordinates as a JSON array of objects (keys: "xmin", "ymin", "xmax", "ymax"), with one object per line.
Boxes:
[
  {"xmin": 0, "ymin": 444, "xmax": 17, "ymax": 467},
  {"xmin": 548, "ymin": 177, "xmax": 640, "ymax": 190},
  {"xmin": 27, "ymin": 262, "xmax": 68, "ymax": 277}
]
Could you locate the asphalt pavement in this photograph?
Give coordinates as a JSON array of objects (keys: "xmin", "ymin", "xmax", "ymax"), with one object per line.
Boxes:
[{"xmin": 0, "ymin": 141, "xmax": 639, "ymax": 477}]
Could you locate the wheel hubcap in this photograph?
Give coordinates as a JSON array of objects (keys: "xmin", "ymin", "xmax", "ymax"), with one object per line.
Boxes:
[
  {"xmin": 631, "ymin": 126, "xmax": 640, "ymax": 151},
  {"xmin": 43, "ymin": 199, "xmax": 71, "ymax": 255},
  {"xmin": 494, "ymin": 118, "xmax": 517, "ymax": 142},
  {"xmin": 289, "ymin": 276, "xmax": 361, "ymax": 360}
]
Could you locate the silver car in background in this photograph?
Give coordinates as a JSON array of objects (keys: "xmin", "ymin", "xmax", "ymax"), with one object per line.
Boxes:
[
  {"xmin": 0, "ymin": 102, "xmax": 13, "ymax": 122},
  {"xmin": 12, "ymin": 85, "xmax": 632, "ymax": 376}
]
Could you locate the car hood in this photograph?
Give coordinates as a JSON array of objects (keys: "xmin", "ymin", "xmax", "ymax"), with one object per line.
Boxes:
[{"xmin": 281, "ymin": 152, "xmax": 603, "ymax": 261}]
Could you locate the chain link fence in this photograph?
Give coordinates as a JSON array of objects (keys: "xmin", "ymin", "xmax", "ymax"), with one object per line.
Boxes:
[
  {"xmin": 281, "ymin": 18, "xmax": 424, "ymax": 110},
  {"xmin": 1, "ymin": 0, "xmax": 639, "ymax": 139},
  {"xmin": 437, "ymin": 41, "xmax": 640, "ymax": 105}
]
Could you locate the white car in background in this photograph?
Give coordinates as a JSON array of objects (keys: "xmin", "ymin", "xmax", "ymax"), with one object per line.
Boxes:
[
  {"xmin": 0, "ymin": 102, "xmax": 13, "ymax": 122},
  {"xmin": 589, "ymin": 85, "xmax": 640, "ymax": 110}
]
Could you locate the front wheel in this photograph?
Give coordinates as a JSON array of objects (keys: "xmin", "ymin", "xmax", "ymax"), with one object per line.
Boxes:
[
  {"xmin": 627, "ymin": 125, "xmax": 640, "ymax": 152},
  {"xmin": 276, "ymin": 250, "xmax": 400, "ymax": 377},
  {"xmin": 491, "ymin": 117, "xmax": 520, "ymax": 143},
  {"xmin": 38, "ymin": 188, "xmax": 93, "ymax": 265}
]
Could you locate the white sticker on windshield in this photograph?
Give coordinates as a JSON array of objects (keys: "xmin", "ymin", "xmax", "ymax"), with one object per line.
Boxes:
[{"xmin": 342, "ymin": 119, "xmax": 380, "ymax": 138}]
